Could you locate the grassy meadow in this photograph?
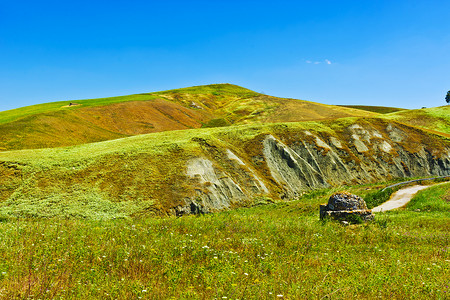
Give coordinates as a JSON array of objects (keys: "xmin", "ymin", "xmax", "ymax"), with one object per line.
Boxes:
[
  {"xmin": 383, "ymin": 106, "xmax": 450, "ymax": 136},
  {"xmin": 1, "ymin": 84, "xmax": 449, "ymax": 299},
  {"xmin": 0, "ymin": 182, "xmax": 448, "ymax": 299}
]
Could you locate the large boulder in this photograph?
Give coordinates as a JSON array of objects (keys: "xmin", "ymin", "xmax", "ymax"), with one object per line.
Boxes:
[{"xmin": 320, "ymin": 192, "xmax": 374, "ymax": 223}]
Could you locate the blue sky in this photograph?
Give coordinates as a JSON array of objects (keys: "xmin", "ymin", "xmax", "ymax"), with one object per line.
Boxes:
[{"xmin": 1, "ymin": 0, "xmax": 450, "ymax": 111}]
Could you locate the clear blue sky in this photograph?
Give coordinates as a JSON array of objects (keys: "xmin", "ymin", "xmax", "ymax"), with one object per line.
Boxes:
[{"xmin": 1, "ymin": 0, "xmax": 450, "ymax": 111}]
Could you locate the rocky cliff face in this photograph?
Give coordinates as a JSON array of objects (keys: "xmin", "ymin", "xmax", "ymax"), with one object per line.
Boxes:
[{"xmin": 178, "ymin": 121, "xmax": 450, "ymax": 214}]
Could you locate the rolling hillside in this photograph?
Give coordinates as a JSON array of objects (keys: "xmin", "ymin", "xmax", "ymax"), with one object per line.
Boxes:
[
  {"xmin": 338, "ymin": 105, "xmax": 406, "ymax": 114},
  {"xmin": 1, "ymin": 84, "xmax": 449, "ymax": 219},
  {"xmin": 1, "ymin": 117, "xmax": 448, "ymax": 218},
  {"xmin": 382, "ymin": 105, "xmax": 450, "ymax": 136},
  {"xmin": 0, "ymin": 84, "xmax": 377, "ymax": 151}
]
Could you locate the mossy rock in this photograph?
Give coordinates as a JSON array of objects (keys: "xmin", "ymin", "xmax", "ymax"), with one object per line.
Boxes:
[{"xmin": 320, "ymin": 192, "xmax": 374, "ymax": 223}]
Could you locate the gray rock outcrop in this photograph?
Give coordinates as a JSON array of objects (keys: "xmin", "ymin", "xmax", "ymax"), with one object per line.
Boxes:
[
  {"xmin": 320, "ymin": 192, "xmax": 374, "ymax": 222},
  {"xmin": 179, "ymin": 121, "xmax": 450, "ymax": 215}
]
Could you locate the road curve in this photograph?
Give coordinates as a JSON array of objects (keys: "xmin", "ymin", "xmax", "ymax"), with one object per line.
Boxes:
[{"xmin": 372, "ymin": 185, "xmax": 432, "ymax": 212}]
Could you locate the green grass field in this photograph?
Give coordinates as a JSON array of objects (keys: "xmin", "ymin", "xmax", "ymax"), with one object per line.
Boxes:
[
  {"xmin": 0, "ymin": 84, "xmax": 449, "ymax": 298},
  {"xmin": 383, "ymin": 106, "xmax": 450, "ymax": 136},
  {"xmin": 0, "ymin": 182, "xmax": 448, "ymax": 299},
  {"xmin": 407, "ymin": 181, "xmax": 450, "ymax": 212}
]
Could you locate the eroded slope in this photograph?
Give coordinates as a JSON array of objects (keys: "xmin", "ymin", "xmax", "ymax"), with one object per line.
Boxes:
[{"xmin": 0, "ymin": 118, "xmax": 448, "ymax": 218}]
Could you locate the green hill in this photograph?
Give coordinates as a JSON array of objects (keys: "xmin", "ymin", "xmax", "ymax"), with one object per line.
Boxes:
[
  {"xmin": 1, "ymin": 84, "xmax": 449, "ymax": 219},
  {"xmin": 338, "ymin": 105, "xmax": 406, "ymax": 114},
  {"xmin": 382, "ymin": 106, "xmax": 450, "ymax": 136},
  {"xmin": 0, "ymin": 84, "xmax": 377, "ymax": 151},
  {"xmin": 0, "ymin": 84, "xmax": 448, "ymax": 300},
  {"xmin": 1, "ymin": 116, "xmax": 448, "ymax": 219}
]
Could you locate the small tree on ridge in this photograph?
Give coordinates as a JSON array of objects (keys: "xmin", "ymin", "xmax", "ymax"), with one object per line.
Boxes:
[{"xmin": 446, "ymin": 90, "xmax": 450, "ymax": 104}]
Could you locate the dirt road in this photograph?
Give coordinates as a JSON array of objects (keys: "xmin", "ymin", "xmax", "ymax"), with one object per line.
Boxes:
[{"xmin": 372, "ymin": 185, "xmax": 432, "ymax": 212}]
